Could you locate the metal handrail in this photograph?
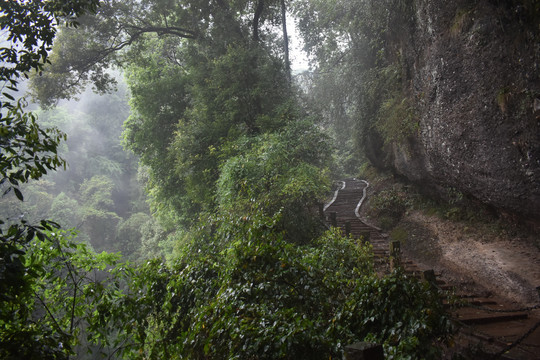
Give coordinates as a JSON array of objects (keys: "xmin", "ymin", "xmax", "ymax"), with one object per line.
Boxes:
[{"xmin": 323, "ymin": 180, "xmax": 345, "ymax": 211}]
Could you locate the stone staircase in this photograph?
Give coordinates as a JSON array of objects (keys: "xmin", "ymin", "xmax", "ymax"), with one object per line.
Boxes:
[{"xmin": 323, "ymin": 178, "xmax": 540, "ymax": 359}]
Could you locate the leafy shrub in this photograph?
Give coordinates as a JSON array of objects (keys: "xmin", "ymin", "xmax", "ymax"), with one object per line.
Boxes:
[
  {"xmin": 216, "ymin": 121, "xmax": 332, "ymax": 244},
  {"xmin": 0, "ymin": 229, "xmax": 126, "ymax": 359},
  {"xmin": 369, "ymin": 188, "xmax": 412, "ymax": 230},
  {"xmin": 390, "ymin": 227, "xmax": 408, "ymax": 242},
  {"xmin": 376, "ymin": 91, "xmax": 419, "ymax": 145},
  {"xmin": 343, "ymin": 271, "xmax": 452, "ymax": 359},
  {"xmin": 105, "ymin": 221, "xmax": 452, "ymax": 359}
]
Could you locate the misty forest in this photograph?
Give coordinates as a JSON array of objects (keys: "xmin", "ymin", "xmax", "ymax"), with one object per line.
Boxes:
[{"xmin": 1, "ymin": 0, "xmax": 539, "ymax": 359}]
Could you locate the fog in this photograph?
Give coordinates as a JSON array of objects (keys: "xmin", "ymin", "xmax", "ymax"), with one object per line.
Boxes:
[{"xmin": 0, "ymin": 72, "xmax": 150, "ymax": 257}]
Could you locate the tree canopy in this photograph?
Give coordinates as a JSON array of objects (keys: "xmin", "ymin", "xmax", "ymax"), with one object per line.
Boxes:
[{"xmin": 30, "ymin": 0, "xmax": 301, "ymax": 228}]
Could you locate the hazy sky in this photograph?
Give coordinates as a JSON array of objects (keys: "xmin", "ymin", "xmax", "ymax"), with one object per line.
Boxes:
[{"xmin": 287, "ymin": 16, "xmax": 309, "ymax": 72}]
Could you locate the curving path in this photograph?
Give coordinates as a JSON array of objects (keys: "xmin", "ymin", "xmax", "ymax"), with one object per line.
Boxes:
[
  {"xmin": 323, "ymin": 178, "xmax": 540, "ymax": 359},
  {"xmin": 323, "ymin": 178, "xmax": 395, "ymax": 266}
]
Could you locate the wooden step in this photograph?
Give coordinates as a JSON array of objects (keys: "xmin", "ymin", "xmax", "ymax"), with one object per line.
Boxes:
[
  {"xmin": 454, "ymin": 308, "xmax": 528, "ymax": 325},
  {"xmin": 468, "ymin": 298, "xmax": 498, "ymax": 306}
]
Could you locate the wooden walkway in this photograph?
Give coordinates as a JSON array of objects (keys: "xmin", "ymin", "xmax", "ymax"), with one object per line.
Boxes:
[{"xmin": 323, "ymin": 178, "xmax": 540, "ymax": 359}]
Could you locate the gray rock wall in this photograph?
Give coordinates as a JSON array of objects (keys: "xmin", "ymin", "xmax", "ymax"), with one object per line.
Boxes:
[{"xmin": 387, "ymin": 0, "xmax": 540, "ymax": 221}]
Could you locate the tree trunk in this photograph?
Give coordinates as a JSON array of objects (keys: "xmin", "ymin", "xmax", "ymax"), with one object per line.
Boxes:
[
  {"xmin": 253, "ymin": 0, "xmax": 265, "ymax": 42},
  {"xmin": 281, "ymin": 0, "xmax": 291, "ymax": 82}
]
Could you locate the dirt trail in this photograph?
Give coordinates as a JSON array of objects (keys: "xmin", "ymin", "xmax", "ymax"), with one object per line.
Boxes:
[{"xmin": 399, "ymin": 211, "xmax": 540, "ymax": 306}]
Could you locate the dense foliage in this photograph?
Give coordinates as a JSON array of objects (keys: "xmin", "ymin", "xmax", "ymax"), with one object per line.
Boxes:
[
  {"xmin": 293, "ymin": 0, "xmax": 418, "ymax": 171},
  {"xmin": 216, "ymin": 120, "xmax": 331, "ymax": 244},
  {"xmin": 1, "ymin": 0, "xmax": 455, "ymax": 358},
  {"xmin": 112, "ymin": 225, "xmax": 451, "ymax": 360}
]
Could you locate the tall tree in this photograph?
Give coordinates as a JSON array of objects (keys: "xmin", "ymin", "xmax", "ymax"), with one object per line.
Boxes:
[
  {"xmin": 32, "ymin": 0, "xmax": 296, "ymax": 227},
  {"xmin": 281, "ymin": 0, "xmax": 291, "ymax": 82}
]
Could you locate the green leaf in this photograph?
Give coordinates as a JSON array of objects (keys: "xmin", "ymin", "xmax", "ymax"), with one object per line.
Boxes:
[
  {"xmin": 2, "ymin": 92, "xmax": 15, "ymax": 101},
  {"xmin": 13, "ymin": 187, "xmax": 24, "ymax": 201}
]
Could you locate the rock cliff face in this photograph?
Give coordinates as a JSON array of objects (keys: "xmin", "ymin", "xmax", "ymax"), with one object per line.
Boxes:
[{"xmin": 374, "ymin": 0, "xmax": 540, "ymax": 222}]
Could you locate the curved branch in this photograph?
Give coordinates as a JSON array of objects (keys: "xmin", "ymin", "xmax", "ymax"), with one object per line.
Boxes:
[
  {"xmin": 34, "ymin": 20, "xmax": 200, "ymax": 106},
  {"xmin": 123, "ymin": 24, "xmax": 199, "ymax": 39}
]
